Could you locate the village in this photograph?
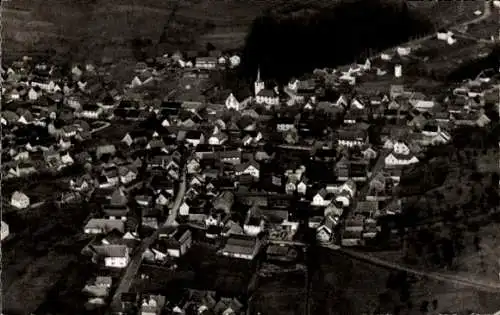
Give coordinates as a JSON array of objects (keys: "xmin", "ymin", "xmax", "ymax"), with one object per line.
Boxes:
[{"xmin": 1, "ymin": 7, "xmax": 500, "ymax": 313}]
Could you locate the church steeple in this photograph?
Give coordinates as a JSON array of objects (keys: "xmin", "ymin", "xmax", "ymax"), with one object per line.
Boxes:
[{"xmin": 254, "ymin": 65, "xmax": 265, "ymax": 97}]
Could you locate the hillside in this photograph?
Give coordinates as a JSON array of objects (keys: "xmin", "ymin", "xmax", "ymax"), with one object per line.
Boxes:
[{"xmin": 2, "ymin": 0, "xmax": 485, "ymax": 65}]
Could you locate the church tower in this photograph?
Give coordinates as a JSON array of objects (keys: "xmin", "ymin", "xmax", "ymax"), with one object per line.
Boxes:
[{"xmin": 254, "ymin": 66, "xmax": 265, "ymax": 97}]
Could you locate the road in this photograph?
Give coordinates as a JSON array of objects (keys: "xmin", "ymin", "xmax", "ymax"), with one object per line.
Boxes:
[
  {"xmin": 111, "ymin": 167, "xmax": 186, "ymax": 309},
  {"xmin": 362, "ymin": 0, "xmax": 492, "ymax": 62}
]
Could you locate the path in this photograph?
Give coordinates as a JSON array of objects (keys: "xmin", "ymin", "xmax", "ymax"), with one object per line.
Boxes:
[
  {"xmin": 361, "ymin": 0, "xmax": 491, "ymax": 63},
  {"xmin": 321, "ymin": 244, "xmax": 500, "ymax": 293},
  {"xmin": 89, "ymin": 121, "xmax": 111, "ymax": 134},
  {"xmin": 111, "ymin": 167, "xmax": 186, "ymax": 309}
]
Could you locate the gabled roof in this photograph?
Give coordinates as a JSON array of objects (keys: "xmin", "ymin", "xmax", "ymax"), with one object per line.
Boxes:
[{"xmin": 257, "ymin": 89, "xmax": 278, "ymax": 98}]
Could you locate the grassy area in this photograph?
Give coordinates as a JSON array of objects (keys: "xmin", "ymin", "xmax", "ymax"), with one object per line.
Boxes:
[
  {"xmin": 250, "ymin": 274, "xmax": 306, "ymax": 315},
  {"xmin": 3, "ymin": 0, "xmax": 491, "ymax": 63},
  {"xmin": 408, "ymin": 1, "xmax": 484, "ymax": 29},
  {"xmin": 3, "ymin": 252, "xmax": 77, "ymax": 315},
  {"xmin": 34, "ymin": 260, "xmax": 102, "ymax": 315},
  {"xmin": 460, "ymin": 16, "xmax": 500, "ymax": 41},
  {"xmin": 2, "ymin": 203, "xmax": 91, "ymax": 314}
]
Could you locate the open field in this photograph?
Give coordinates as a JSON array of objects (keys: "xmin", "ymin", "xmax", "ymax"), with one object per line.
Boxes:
[
  {"xmin": 317, "ymin": 249, "xmax": 500, "ymax": 314},
  {"xmin": 3, "ymin": 0, "xmax": 492, "ymax": 63},
  {"xmin": 408, "ymin": 0, "xmax": 485, "ymax": 29},
  {"xmin": 457, "ymin": 17, "xmax": 500, "ymax": 42},
  {"xmin": 1, "ymin": 202, "xmax": 91, "ymax": 315},
  {"xmin": 250, "ymin": 272, "xmax": 307, "ymax": 315}
]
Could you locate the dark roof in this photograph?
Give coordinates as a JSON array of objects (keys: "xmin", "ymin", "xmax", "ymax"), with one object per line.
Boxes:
[{"xmin": 185, "ymin": 130, "xmax": 203, "ymax": 139}]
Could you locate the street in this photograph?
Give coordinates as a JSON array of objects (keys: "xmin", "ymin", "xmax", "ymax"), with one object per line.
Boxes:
[{"xmin": 110, "ymin": 167, "xmax": 187, "ymax": 308}]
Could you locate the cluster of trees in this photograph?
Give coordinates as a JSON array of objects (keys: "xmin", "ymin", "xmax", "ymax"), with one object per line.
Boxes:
[
  {"xmin": 239, "ymin": 0, "xmax": 433, "ymax": 83},
  {"xmin": 396, "ymin": 123, "xmax": 500, "ymax": 269}
]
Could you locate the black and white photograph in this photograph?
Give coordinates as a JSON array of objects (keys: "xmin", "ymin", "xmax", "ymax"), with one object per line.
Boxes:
[{"xmin": 1, "ymin": 0, "xmax": 500, "ymax": 314}]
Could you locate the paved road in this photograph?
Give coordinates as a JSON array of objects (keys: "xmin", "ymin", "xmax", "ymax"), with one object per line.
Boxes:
[
  {"xmin": 322, "ymin": 244, "xmax": 500, "ymax": 293},
  {"xmin": 111, "ymin": 167, "xmax": 186, "ymax": 308}
]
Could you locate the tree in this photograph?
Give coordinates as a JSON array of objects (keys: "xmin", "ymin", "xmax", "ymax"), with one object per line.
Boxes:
[
  {"xmin": 420, "ymin": 300, "xmax": 429, "ymax": 313},
  {"xmin": 205, "ymin": 42, "xmax": 216, "ymax": 52},
  {"xmin": 432, "ymin": 299, "xmax": 438, "ymax": 310},
  {"xmin": 474, "ymin": 235, "xmax": 481, "ymax": 252}
]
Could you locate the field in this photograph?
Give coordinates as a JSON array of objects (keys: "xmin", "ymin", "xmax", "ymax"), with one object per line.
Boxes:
[
  {"xmin": 3, "ymin": 0, "xmax": 491, "ymax": 63},
  {"xmin": 458, "ymin": 17, "xmax": 500, "ymax": 42},
  {"xmin": 315, "ymin": 249, "xmax": 500, "ymax": 314},
  {"xmin": 249, "ymin": 272, "xmax": 307, "ymax": 315},
  {"xmin": 1, "ymin": 202, "xmax": 92, "ymax": 315}
]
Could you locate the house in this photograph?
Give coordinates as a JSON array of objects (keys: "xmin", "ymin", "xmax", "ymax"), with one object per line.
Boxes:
[
  {"xmin": 179, "ymin": 201, "xmax": 190, "ymax": 216},
  {"xmin": 361, "ymin": 147, "xmax": 378, "ymax": 161},
  {"xmin": 222, "ymin": 220, "xmax": 244, "ymax": 237},
  {"xmin": 243, "ymin": 209, "xmax": 265, "ymax": 236},
  {"xmin": 96, "ymin": 144, "xmax": 116, "ymax": 159},
  {"xmin": 219, "ymin": 150, "xmax": 241, "ymax": 165},
  {"xmin": 208, "ymin": 132, "xmax": 228, "ymax": 145},
  {"xmin": 8, "ymin": 162, "xmax": 37, "ymax": 178},
  {"xmin": 61, "ymin": 152, "xmax": 74, "ymax": 166},
  {"xmin": 221, "ymin": 234, "xmax": 262, "ymax": 260},
  {"xmin": 452, "ymin": 111, "xmax": 491, "ymax": 127},
  {"xmin": 82, "ymin": 276, "xmax": 113, "ymax": 298},
  {"xmin": 195, "ymin": 57, "xmax": 218, "ymax": 70},
  {"xmin": 336, "ymin": 129, "xmax": 368, "ymax": 147},
  {"xmin": 119, "ymin": 166, "xmax": 138, "ymax": 184},
  {"xmin": 13, "ymin": 150, "xmax": 30, "ymax": 162},
  {"xmin": 256, "ymin": 88, "xmax": 279, "ymax": 106},
  {"xmin": 225, "ymin": 93, "xmax": 242, "ymax": 111},
  {"xmin": 316, "ymin": 214, "xmax": 338, "ymax": 244},
  {"xmin": 1, "ymin": 221, "xmax": 9, "ymax": 241},
  {"xmin": 362, "ymin": 218, "xmax": 379, "ymax": 239},
  {"xmin": 324, "ymin": 201, "xmax": 343, "ymax": 217},
  {"xmin": 70, "ymin": 175, "xmax": 94, "ymax": 192},
  {"xmin": 28, "ymin": 87, "xmax": 40, "ymax": 101},
  {"xmin": 92, "ymin": 244, "xmax": 130, "ymax": 268},
  {"xmin": 77, "ymin": 105, "xmax": 103, "ymax": 119},
  {"xmin": 234, "ymin": 160, "xmax": 260, "ymax": 179},
  {"xmin": 140, "ymin": 295, "xmax": 166, "ymax": 315},
  {"xmin": 410, "ymin": 96, "xmax": 435, "ymax": 112},
  {"xmin": 384, "ymin": 152, "xmax": 419, "ymax": 167},
  {"xmin": 84, "ymin": 218, "xmax": 125, "ymax": 234},
  {"xmin": 354, "ymin": 200, "xmax": 379, "ymax": 217},
  {"xmin": 335, "ymin": 190, "xmax": 352, "ymax": 208},
  {"xmin": 186, "ymin": 158, "xmax": 201, "ymax": 175},
  {"xmin": 311, "ymin": 188, "xmax": 333, "ymax": 207},
  {"xmin": 185, "ymin": 130, "xmax": 205, "ymax": 147},
  {"xmin": 157, "ymin": 226, "xmax": 192, "ymax": 258},
  {"xmin": 11, "ymin": 191, "xmax": 30, "ymax": 209},
  {"xmin": 154, "ymin": 190, "xmax": 171, "ymax": 208}
]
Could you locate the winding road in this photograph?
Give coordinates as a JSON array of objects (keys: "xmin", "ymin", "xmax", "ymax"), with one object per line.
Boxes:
[{"xmin": 111, "ymin": 167, "xmax": 186, "ymax": 309}]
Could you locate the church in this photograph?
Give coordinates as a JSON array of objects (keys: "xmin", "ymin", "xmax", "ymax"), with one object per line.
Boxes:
[{"xmin": 254, "ymin": 67, "xmax": 280, "ymax": 106}]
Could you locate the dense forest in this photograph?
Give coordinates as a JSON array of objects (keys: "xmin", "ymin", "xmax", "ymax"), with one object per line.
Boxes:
[{"xmin": 239, "ymin": 0, "xmax": 433, "ymax": 83}]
